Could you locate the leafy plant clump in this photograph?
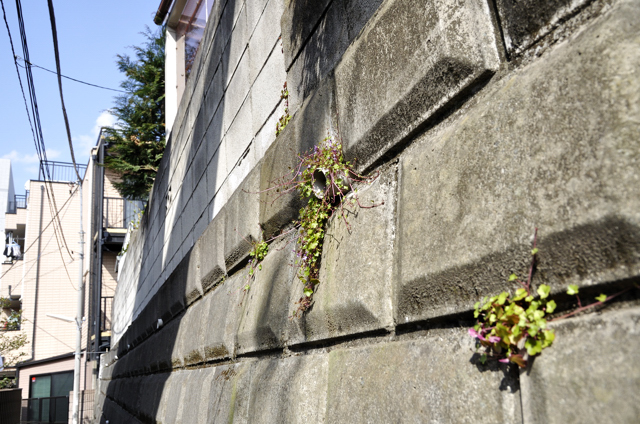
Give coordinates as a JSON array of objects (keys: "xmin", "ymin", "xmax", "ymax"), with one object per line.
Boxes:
[
  {"xmin": 245, "ymin": 239, "xmax": 269, "ymax": 292},
  {"xmin": 470, "ymin": 230, "xmax": 631, "ymax": 368},
  {"xmin": 471, "ymin": 277, "xmax": 557, "ymax": 368},
  {"xmin": 263, "ymin": 135, "xmax": 380, "ymax": 315},
  {"xmin": 275, "ymin": 82, "xmax": 291, "ymax": 137}
]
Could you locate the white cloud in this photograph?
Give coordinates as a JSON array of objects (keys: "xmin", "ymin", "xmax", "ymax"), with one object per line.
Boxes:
[
  {"xmin": 2, "ymin": 149, "xmax": 60, "ymax": 163},
  {"xmin": 73, "ymin": 111, "xmax": 117, "ymax": 157}
]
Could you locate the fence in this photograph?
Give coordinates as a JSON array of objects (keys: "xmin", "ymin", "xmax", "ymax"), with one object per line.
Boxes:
[
  {"xmin": 103, "ymin": 198, "xmax": 145, "ymax": 229},
  {"xmin": 0, "ymin": 388, "xmax": 22, "ymax": 424},
  {"xmin": 21, "ymin": 396, "xmax": 68, "ymax": 424},
  {"xmin": 100, "ymin": 297, "xmax": 113, "ymax": 333},
  {"xmin": 38, "ymin": 161, "xmax": 86, "ymax": 183},
  {"xmin": 15, "ymin": 194, "xmax": 27, "ymax": 209},
  {"xmin": 19, "ymin": 391, "xmax": 94, "ymax": 424}
]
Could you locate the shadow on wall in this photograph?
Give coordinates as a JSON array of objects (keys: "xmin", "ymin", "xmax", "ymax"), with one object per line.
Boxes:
[
  {"xmin": 285, "ymin": 0, "xmax": 385, "ymax": 107},
  {"xmin": 102, "ymin": 0, "xmax": 238, "ymax": 421}
]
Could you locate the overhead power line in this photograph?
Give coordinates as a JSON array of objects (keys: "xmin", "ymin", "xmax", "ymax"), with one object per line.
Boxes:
[
  {"xmin": 3, "ymin": 0, "xmax": 76, "ymax": 263},
  {"xmin": 47, "ymin": 0, "xmax": 80, "ymax": 182},
  {"xmin": 16, "ymin": 58, "xmax": 126, "ymax": 93}
]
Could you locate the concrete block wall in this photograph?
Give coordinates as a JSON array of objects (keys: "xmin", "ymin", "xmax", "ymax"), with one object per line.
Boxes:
[{"xmin": 101, "ymin": 0, "xmax": 640, "ymax": 422}]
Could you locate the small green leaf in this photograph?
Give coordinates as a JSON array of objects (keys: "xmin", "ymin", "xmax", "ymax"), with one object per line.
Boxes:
[
  {"xmin": 525, "ymin": 338, "xmax": 542, "ymax": 356},
  {"xmin": 303, "ymin": 288, "xmax": 314, "ymax": 297},
  {"xmin": 546, "ymin": 300, "xmax": 556, "ymax": 313},
  {"xmin": 531, "ymin": 247, "xmax": 539, "ymax": 255},
  {"xmin": 479, "ymin": 354, "xmax": 487, "ymax": 365},
  {"xmin": 513, "ymin": 288, "xmax": 528, "ymax": 301},
  {"xmin": 567, "ymin": 285, "xmax": 580, "ymax": 296},
  {"xmin": 508, "ymin": 274, "xmax": 518, "ymax": 282},
  {"xmin": 542, "ymin": 330, "xmax": 555, "ymax": 348},
  {"xmin": 596, "ymin": 294, "xmax": 607, "ymax": 303},
  {"xmin": 537, "ymin": 284, "xmax": 551, "ymax": 299}
]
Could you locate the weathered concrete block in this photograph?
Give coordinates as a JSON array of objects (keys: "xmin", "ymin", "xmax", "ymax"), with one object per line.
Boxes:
[
  {"xmin": 186, "ymin": 240, "xmax": 203, "ymax": 305},
  {"xmin": 250, "ymin": 45, "xmax": 287, "ymax": 138},
  {"xmin": 171, "ymin": 312, "xmax": 189, "ymax": 368},
  {"xmin": 335, "ymin": 0, "xmax": 501, "ymax": 172},
  {"xmin": 521, "ymin": 307, "xmax": 640, "ymax": 424},
  {"xmin": 136, "ymin": 373, "xmax": 168, "ymax": 423},
  {"xmin": 247, "ymin": 354, "xmax": 329, "ymax": 423},
  {"xmin": 149, "ymin": 316, "xmax": 181, "ymax": 372},
  {"xmin": 281, "ymin": 0, "xmax": 332, "ymax": 70},
  {"xmin": 227, "ymin": 5, "xmax": 250, "ymax": 87},
  {"xmin": 287, "ymin": 165, "xmax": 397, "ymax": 345},
  {"xmin": 496, "ymin": 0, "xmax": 590, "ymax": 56},
  {"xmin": 248, "ymin": 0, "xmax": 284, "ymax": 85},
  {"xmin": 285, "ymin": 0, "xmax": 350, "ymax": 110},
  {"xmin": 157, "ymin": 371, "xmax": 187, "ymax": 424},
  {"xmin": 395, "ymin": 1, "xmax": 640, "ymax": 324},
  {"xmin": 207, "ymin": 362, "xmax": 253, "ymax": 423},
  {"xmin": 179, "ymin": 295, "xmax": 209, "ymax": 365},
  {"xmin": 179, "ymin": 368, "xmax": 215, "ymax": 424},
  {"xmin": 223, "ymin": 50, "xmax": 252, "ymax": 135},
  {"xmin": 326, "ymin": 331, "xmax": 521, "ymax": 423},
  {"xmin": 204, "ymin": 65, "xmax": 226, "ymax": 133},
  {"xmin": 198, "ymin": 207, "xmax": 228, "ymax": 294},
  {"xmin": 206, "ymin": 119, "xmax": 228, "ymax": 201},
  {"xmin": 192, "ymin": 130, "xmax": 209, "ymax": 184},
  {"xmin": 225, "ymin": 98, "xmax": 254, "ymax": 173},
  {"xmin": 259, "ymin": 77, "xmax": 337, "ymax": 239},
  {"xmin": 236, "ymin": 235, "xmax": 296, "ymax": 355},
  {"xmin": 99, "ymin": 397, "xmax": 142, "ymax": 424},
  {"xmin": 191, "ymin": 174, "xmax": 209, "ymax": 229},
  {"xmin": 224, "ymin": 163, "xmax": 261, "ymax": 273},
  {"xmin": 202, "ymin": 272, "xmax": 246, "ymax": 361}
]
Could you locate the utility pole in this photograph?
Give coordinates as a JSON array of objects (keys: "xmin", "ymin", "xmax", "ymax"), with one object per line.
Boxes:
[{"xmin": 72, "ymin": 180, "xmax": 84, "ymax": 424}]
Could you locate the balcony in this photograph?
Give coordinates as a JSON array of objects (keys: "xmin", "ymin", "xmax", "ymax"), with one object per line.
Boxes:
[
  {"xmin": 38, "ymin": 161, "xmax": 86, "ymax": 183},
  {"xmin": 103, "ymin": 197, "xmax": 145, "ymax": 229}
]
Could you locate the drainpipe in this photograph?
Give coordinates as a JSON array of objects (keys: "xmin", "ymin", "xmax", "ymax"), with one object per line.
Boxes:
[
  {"xmin": 72, "ymin": 180, "xmax": 85, "ymax": 424},
  {"xmin": 31, "ymin": 185, "xmax": 44, "ymax": 360}
]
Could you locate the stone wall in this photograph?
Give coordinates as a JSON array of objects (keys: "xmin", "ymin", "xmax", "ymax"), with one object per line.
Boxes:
[{"xmin": 98, "ymin": 0, "xmax": 640, "ymax": 422}]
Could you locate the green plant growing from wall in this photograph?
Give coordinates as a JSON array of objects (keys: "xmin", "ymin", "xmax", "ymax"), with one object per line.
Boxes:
[
  {"xmin": 275, "ymin": 82, "xmax": 291, "ymax": 137},
  {"xmin": 259, "ymin": 135, "xmax": 381, "ymax": 315},
  {"xmin": 470, "ymin": 229, "xmax": 636, "ymax": 368}
]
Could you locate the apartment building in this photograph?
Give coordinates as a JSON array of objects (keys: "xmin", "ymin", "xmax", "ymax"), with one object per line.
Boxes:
[
  {"xmin": 1, "ymin": 160, "xmax": 92, "ymax": 422},
  {"xmin": 85, "ymin": 134, "xmax": 144, "ymax": 383}
]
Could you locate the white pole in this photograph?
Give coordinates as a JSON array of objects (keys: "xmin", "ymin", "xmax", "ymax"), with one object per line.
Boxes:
[{"xmin": 72, "ymin": 180, "xmax": 84, "ymax": 424}]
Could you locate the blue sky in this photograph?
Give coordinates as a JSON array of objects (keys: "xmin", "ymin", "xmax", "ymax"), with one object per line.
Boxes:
[{"xmin": 0, "ymin": 0, "xmax": 161, "ymax": 192}]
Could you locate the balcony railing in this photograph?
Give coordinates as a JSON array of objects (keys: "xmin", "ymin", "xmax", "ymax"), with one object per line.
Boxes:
[
  {"xmin": 100, "ymin": 296, "xmax": 113, "ymax": 333},
  {"xmin": 6, "ymin": 192, "xmax": 27, "ymax": 213},
  {"xmin": 21, "ymin": 396, "xmax": 69, "ymax": 424},
  {"xmin": 38, "ymin": 161, "xmax": 86, "ymax": 183},
  {"xmin": 103, "ymin": 198, "xmax": 145, "ymax": 229},
  {"xmin": 15, "ymin": 193, "xmax": 27, "ymax": 209}
]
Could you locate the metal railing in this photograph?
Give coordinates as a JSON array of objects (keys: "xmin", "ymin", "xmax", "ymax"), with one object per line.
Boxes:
[
  {"xmin": 18, "ymin": 391, "xmax": 93, "ymax": 424},
  {"xmin": 103, "ymin": 197, "xmax": 145, "ymax": 229},
  {"xmin": 6, "ymin": 192, "xmax": 27, "ymax": 213},
  {"xmin": 38, "ymin": 161, "xmax": 86, "ymax": 183},
  {"xmin": 100, "ymin": 296, "xmax": 113, "ymax": 333},
  {"xmin": 15, "ymin": 194, "xmax": 27, "ymax": 209},
  {"xmin": 21, "ymin": 396, "xmax": 68, "ymax": 424}
]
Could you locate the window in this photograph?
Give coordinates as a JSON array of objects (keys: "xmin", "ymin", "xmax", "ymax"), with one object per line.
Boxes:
[
  {"xmin": 28, "ymin": 371, "xmax": 73, "ymax": 423},
  {"xmin": 165, "ymin": 0, "xmax": 216, "ymax": 133},
  {"xmin": 176, "ymin": 0, "xmax": 215, "ymax": 76}
]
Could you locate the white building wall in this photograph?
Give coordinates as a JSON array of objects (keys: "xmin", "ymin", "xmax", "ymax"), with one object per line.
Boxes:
[{"xmin": 112, "ymin": 0, "xmax": 286, "ymax": 344}]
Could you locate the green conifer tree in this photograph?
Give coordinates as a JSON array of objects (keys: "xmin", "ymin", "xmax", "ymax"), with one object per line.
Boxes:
[{"xmin": 103, "ymin": 27, "xmax": 165, "ymax": 200}]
